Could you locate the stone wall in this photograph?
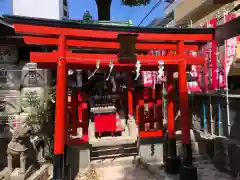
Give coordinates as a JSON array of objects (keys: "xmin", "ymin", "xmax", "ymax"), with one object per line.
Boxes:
[
  {"xmin": 0, "ymin": 46, "xmax": 53, "ymax": 178},
  {"xmin": 190, "ymin": 94, "xmax": 240, "ymax": 177}
]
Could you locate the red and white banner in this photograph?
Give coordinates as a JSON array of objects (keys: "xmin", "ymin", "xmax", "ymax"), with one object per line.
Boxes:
[
  {"xmin": 187, "ymin": 51, "xmax": 203, "ymax": 92},
  {"xmin": 142, "ymin": 71, "xmax": 158, "ymax": 87},
  {"xmin": 144, "ymin": 13, "xmax": 240, "ymax": 91},
  {"xmin": 224, "ymin": 12, "xmax": 240, "ymax": 78}
]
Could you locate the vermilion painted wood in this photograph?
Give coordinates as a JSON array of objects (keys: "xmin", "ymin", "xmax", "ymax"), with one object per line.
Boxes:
[
  {"xmin": 54, "ymin": 35, "xmax": 67, "ymax": 154},
  {"xmin": 94, "ymin": 114, "xmax": 117, "ymax": 133},
  {"xmin": 167, "ymin": 72, "xmax": 175, "ymax": 139},
  {"xmin": 30, "ymin": 52, "xmax": 205, "ymax": 65},
  {"xmin": 177, "ymin": 41, "xmax": 191, "ymax": 145},
  {"xmin": 178, "ymin": 60, "xmax": 190, "ymax": 144},
  {"xmin": 128, "ymin": 74, "xmax": 134, "ymax": 117},
  {"xmin": 36, "ymin": 62, "xmax": 178, "ymax": 72},
  {"xmin": 69, "ymin": 90, "xmax": 78, "ymax": 135},
  {"xmin": 80, "ymin": 103, "xmax": 89, "ymax": 139},
  {"xmin": 140, "ymin": 131, "xmax": 163, "ymax": 138},
  {"xmin": 136, "ymin": 100, "xmax": 144, "ymax": 129},
  {"xmin": 12, "ymin": 21, "xmax": 205, "ymax": 142},
  {"xmin": 23, "ymin": 35, "xmax": 199, "ymax": 51},
  {"xmin": 14, "ymin": 24, "xmax": 213, "ymax": 41},
  {"xmin": 209, "ymin": 18, "xmax": 218, "ymax": 90}
]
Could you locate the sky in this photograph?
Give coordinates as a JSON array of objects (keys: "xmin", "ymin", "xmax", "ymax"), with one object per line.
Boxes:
[
  {"xmin": 0, "ymin": 0, "xmax": 167, "ymax": 26},
  {"xmin": 69, "ymin": 0, "xmax": 166, "ymax": 26}
]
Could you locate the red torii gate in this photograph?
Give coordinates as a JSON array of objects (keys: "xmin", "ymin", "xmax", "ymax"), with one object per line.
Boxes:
[{"xmin": 3, "ymin": 15, "xmax": 213, "ymax": 180}]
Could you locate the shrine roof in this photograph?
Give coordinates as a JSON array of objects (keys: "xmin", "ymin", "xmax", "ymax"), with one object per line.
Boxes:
[
  {"xmin": 215, "ymin": 15, "xmax": 240, "ymax": 45},
  {"xmin": 0, "ymin": 16, "xmax": 15, "ymax": 36},
  {"xmin": 3, "ymin": 15, "xmax": 214, "ymax": 35}
]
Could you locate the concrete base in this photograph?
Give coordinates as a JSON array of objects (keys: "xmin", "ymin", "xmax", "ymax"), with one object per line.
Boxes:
[
  {"xmin": 69, "ymin": 144, "xmax": 91, "ymax": 180},
  {"xmin": 212, "ymin": 136, "xmax": 240, "ymax": 177},
  {"xmin": 0, "ymin": 168, "xmax": 8, "ymax": 180},
  {"xmin": 165, "ymin": 156, "xmax": 181, "ymax": 174},
  {"xmin": 176, "ymin": 141, "xmax": 207, "ymax": 156},
  {"xmin": 4, "ymin": 166, "xmax": 33, "ymax": 180},
  {"xmin": 179, "ymin": 165, "xmax": 198, "ymax": 180},
  {"xmin": 139, "ymin": 137, "xmax": 164, "ymax": 165},
  {"xmin": 27, "ymin": 164, "xmax": 49, "ymax": 180}
]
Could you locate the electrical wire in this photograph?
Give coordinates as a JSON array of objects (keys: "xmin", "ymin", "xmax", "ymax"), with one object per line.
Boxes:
[{"xmin": 138, "ymin": 0, "xmax": 163, "ymax": 26}]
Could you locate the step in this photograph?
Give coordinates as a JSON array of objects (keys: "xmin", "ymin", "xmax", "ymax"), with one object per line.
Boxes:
[
  {"xmin": 91, "ymin": 156, "xmax": 140, "ymax": 169},
  {"xmin": 91, "ymin": 147, "xmax": 138, "ymax": 159},
  {"xmin": 91, "ymin": 152, "xmax": 138, "ymax": 160},
  {"xmin": 91, "ymin": 143, "xmax": 138, "ymax": 160},
  {"xmin": 91, "ymin": 144, "xmax": 137, "ymax": 153},
  {"xmin": 91, "ymin": 143, "xmax": 137, "ymax": 152},
  {"xmin": 89, "ymin": 136, "xmax": 137, "ymax": 147}
]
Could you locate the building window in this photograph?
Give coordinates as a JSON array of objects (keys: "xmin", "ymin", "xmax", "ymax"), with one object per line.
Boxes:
[
  {"xmin": 64, "ymin": 10, "xmax": 69, "ymax": 17},
  {"xmin": 63, "ymin": 0, "xmax": 68, "ymax": 6}
]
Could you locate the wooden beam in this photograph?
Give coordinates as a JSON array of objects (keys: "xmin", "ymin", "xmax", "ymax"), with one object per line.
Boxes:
[
  {"xmin": 215, "ymin": 16, "xmax": 240, "ymax": 45},
  {"xmin": 23, "ymin": 35, "xmax": 200, "ymax": 51},
  {"xmin": 30, "ymin": 52, "xmax": 205, "ymax": 65},
  {"xmin": 14, "ymin": 24, "xmax": 213, "ymax": 41}
]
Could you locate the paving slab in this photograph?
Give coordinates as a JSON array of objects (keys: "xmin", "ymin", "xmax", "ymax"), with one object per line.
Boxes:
[{"xmin": 76, "ymin": 154, "xmax": 235, "ymax": 180}]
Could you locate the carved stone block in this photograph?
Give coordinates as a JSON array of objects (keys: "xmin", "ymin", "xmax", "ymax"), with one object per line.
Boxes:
[
  {"xmin": 0, "ymin": 65, "xmax": 21, "ymax": 90},
  {"xmin": 0, "ymin": 46, "xmax": 18, "ymax": 65},
  {"xmin": 21, "ymin": 63, "xmax": 52, "ymax": 88},
  {"xmin": 0, "ymin": 90, "xmax": 21, "ymax": 115},
  {"xmin": 20, "ymin": 87, "xmax": 45, "ymax": 113}
]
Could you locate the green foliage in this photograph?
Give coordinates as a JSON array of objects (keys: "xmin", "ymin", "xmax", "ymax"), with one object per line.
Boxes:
[
  {"xmin": 121, "ymin": 0, "xmax": 151, "ymax": 6},
  {"xmin": 83, "ymin": 10, "xmax": 93, "ymax": 21}
]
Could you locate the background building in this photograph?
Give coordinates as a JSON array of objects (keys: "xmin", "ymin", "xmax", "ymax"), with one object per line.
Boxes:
[
  {"xmin": 0, "ymin": 0, "xmax": 69, "ymax": 20},
  {"xmin": 150, "ymin": 0, "xmax": 240, "ymax": 27}
]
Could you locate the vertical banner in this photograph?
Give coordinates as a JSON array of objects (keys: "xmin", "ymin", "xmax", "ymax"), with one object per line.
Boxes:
[
  {"xmin": 224, "ymin": 12, "xmax": 240, "ymax": 78},
  {"xmin": 186, "ymin": 51, "xmax": 203, "ymax": 92},
  {"xmin": 142, "ymin": 71, "xmax": 157, "ymax": 87},
  {"xmin": 208, "ymin": 18, "xmax": 218, "ymax": 90},
  {"xmin": 142, "ymin": 50, "xmax": 164, "ymax": 87},
  {"xmin": 198, "ymin": 18, "xmax": 218, "ymax": 91}
]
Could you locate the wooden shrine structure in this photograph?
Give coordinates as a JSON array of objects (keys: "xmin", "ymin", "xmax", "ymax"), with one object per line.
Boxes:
[{"xmin": 2, "ymin": 14, "xmax": 238, "ymax": 180}]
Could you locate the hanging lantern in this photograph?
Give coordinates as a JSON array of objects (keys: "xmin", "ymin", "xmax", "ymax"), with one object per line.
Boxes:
[{"xmin": 118, "ymin": 34, "xmax": 138, "ymax": 62}]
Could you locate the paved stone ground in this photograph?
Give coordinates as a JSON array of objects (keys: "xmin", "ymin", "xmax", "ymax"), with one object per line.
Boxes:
[
  {"xmin": 76, "ymin": 154, "xmax": 235, "ymax": 180},
  {"xmin": 76, "ymin": 165, "xmax": 160, "ymax": 180},
  {"xmin": 193, "ymin": 154, "xmax": 234, "ymax": 180}
]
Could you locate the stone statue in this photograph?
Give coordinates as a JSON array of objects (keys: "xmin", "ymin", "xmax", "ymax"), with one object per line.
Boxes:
[{"xmin": 6, "ymin": 119, "xmax": 32, "ymax": 174}]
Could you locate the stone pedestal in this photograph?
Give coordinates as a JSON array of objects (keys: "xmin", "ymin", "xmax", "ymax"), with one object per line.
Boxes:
[
  {"xmin": 69, "ymin": 144, "xmax": 91, "ymax": 179},
  {"xmin": 4, "ymin": 166, "xmax": 32, "ymax": 180},
  {"xmin": 139, "ymin": 137, "xmax": 165, "ymax": 165},
  {"xmin": 127, "ymin": 119, "xmax": 138, "ymax": 138}
]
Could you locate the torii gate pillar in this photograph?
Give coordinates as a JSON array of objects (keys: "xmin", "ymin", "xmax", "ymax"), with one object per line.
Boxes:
[
  {"xmin": 53, "ymin": 35, "xmax": 68, "ymax": 180},
  {"xmin": 179, "ymin": 59, "xmax": 197, "ymax": 180}
]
